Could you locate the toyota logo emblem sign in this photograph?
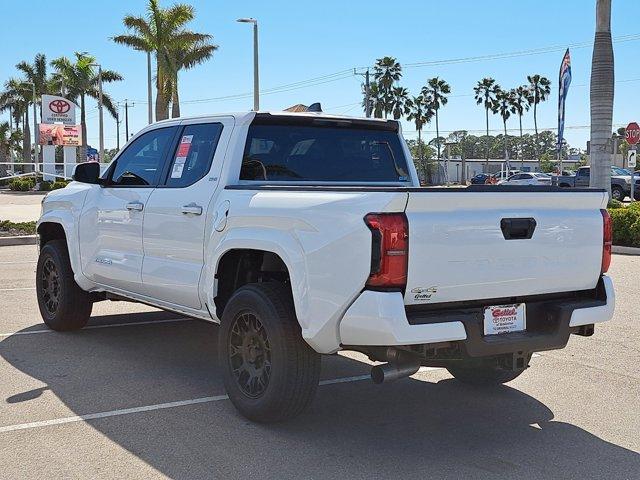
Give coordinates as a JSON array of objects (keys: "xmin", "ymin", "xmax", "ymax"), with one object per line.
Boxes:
[
  {"xmin": 49, "ymin": 99, "xmax": 71, "ymax": 114},
  {"xmin": 41, "ymin": 94, "xmax": 76, "ymax": 125}
]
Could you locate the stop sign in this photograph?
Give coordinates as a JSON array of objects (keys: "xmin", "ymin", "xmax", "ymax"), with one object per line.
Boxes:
[{"xmin": 626, "ymin": 122, "xmax": 640, "ymax": 145}]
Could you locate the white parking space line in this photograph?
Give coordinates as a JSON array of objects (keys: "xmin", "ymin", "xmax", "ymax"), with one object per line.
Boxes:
[
  {"xmin": 0, "ymin": 261, "xmax": 36, "ymax": 265},
  {"xmin": 0, "ymin": 287, "xmax": 35, "ymax": 292},
  {"xmin": 0, "ymin": 374, "xmax": 374, "ymax": 434},
  {"xmin": 0, "ymin": 318, "xmax": 192, "ymax": 338}
]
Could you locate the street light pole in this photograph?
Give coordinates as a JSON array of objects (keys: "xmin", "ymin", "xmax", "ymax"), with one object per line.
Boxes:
[
  {"xmin": 97, "ymin": 65, "xmax": 104, "ymax": 162},
  {"xmin": 147, "ymin": 51, "xmax": 153, "ymax": 124},
  {"xmin": 237, "ymin": 18, "xmax": 259, "ymax": 111},
  {"xmin": 24, "ymin": 81, "xmax": 38, "ymax": 173}
]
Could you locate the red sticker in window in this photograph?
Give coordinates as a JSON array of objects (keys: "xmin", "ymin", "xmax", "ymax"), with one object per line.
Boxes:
[
  {"xmin": 177, "ymin": 142, "xmax": 191, "ymax": 157},
  {"xmin": 176, "ymin": 134, "xmax": 194, "ymax": 158}
]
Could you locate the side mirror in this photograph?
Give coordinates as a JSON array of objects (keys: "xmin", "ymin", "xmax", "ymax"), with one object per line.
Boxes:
[{"xmin": 73, "ymin": 162, "xmax": 101, "ymax": 184}]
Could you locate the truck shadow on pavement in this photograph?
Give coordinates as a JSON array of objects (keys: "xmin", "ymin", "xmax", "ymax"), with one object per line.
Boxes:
[{"xmin": 1, "ymin": 311, "xmax": 638, "ymax": 480}]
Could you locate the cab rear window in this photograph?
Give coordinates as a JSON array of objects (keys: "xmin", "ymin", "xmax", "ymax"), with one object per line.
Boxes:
[{"xmin": 240, "ymin": 122, "xmax": 410, "ymax": 183}]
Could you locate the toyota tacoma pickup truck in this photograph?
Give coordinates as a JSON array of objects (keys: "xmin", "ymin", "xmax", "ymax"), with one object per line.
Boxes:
[{"xmin": 36, "ymin": 111, "xmax": 615, "ymax": 422}]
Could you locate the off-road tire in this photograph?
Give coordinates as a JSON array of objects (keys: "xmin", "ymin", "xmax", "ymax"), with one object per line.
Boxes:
[
  {"xmin": 36, "ymin": 240, "xmax": 92, "ymax": 331},
  {"xmin": 447, "ymin": 360, "xmax": 526, "ymax": 386},
  {"xmin": 218, "ymin": 283, "xmax": 321, "ymax": 423},
  {"xmin": 611, "ymin": 186, "xmax": 624, "ymax": 201}
]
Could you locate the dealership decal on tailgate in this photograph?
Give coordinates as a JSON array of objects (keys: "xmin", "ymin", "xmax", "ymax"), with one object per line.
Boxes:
[{"xmin": 483, "ymin": 303, "xmax": 526, "ymax": 335}]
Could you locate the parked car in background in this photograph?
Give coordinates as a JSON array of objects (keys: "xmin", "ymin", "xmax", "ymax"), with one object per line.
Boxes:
[
  {"xmin": 470, "ymin": 173, "xmax": 490, "ymax": 184},
  {"xmin": 557, "ymin": 165, "xmax": 640, "ymax": 201},
  {"xmin": 499, "ymin": 172, "xmax": 552, "ymax": 186}
]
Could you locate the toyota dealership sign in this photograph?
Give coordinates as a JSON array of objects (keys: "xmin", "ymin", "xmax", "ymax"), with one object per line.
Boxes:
[{"xmin": 42, "ymin": 94, "xmax": 77, "ymax": 125}]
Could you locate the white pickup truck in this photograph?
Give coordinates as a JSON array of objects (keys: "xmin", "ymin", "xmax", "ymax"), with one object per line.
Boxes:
[{"xmin": 37, "ymin": 111, "xmax": 615, "ymax": 422}]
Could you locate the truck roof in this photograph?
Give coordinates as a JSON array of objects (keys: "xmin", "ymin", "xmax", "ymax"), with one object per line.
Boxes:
[{"xmin": 152, "ymin": 111, "xmax": 398, "ymax": 127}]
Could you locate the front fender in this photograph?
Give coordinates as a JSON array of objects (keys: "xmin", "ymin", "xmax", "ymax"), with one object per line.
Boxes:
[{"xmin": 38, "ymin": 184, "xmax": 93, "ymax": 291}]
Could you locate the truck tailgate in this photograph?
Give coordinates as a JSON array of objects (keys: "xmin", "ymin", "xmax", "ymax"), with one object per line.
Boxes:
[{"xmin": 404, "ymin": 189, "xmax": 608, "ymax": 306}]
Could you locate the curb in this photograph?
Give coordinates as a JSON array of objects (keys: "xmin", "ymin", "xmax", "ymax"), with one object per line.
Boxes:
[
  {"xmin": 0, "ymin": 235, "xmax": 37, "ymax": 247},
  {"xmin": 612, "ymin": 245, "xmax": 640, "ymax": 256}
]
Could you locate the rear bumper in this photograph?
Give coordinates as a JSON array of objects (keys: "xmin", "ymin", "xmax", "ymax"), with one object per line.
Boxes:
[{"xmin": 339, "ymin": 276, "xmax": 614, "ymax": 356}]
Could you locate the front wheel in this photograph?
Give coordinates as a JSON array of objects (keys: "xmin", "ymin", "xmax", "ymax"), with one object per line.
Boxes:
[
  {"xmin": 36, "ymin": 240, "xmax": 92, "ymax": 331},
  {"xmin": 447, "ymin": 360, "xmax": 526, "ymax": 386},
  {"xmin": 218, "ymin": 283, "xmax": 321, "ymax": 423}
]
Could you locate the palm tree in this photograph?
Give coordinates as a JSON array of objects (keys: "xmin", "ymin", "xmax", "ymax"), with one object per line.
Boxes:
[
  {"xmin": 526, "ymin": 74, "xmax": 551, "ymax": 160},
  {"xmin": 474, "ymin": 77, "xmax": 500, "ymax": 168},
  {"xmin": 495, "ymin": 88, "xmax": 514, "ymax": 163},
  {"xmin": 406, "ymin": 95, "xmax": 434, "ymax": 182},
  {"xmin": 590, "ymin": 0, "xmax": 614, "ymax": 194},
  {"xmin": 422, "ymin": 77, "xmax": 451, "ymax": 160},
  {"xmin": 390, "ymin": 86, "xmax": 410, "ymax": 120},
  {"xmin": 166, "ymin": 37, "xmax": 218, "ymax": 118},
  {"xmin": 16, "ymin": 54, "xmax": 50, "ymax": 121},
  {"xmin": 373, "ymin": 57, "xmax": 402, "ymax": 118},
  {"xmin": 51, "ymin": 52, "xmax": 122, "ymax": 160},
  {"xmin": 0, "ymin": 79, "xmax": 32, "ymax": 163},
  {"xmin": 0, "ymin": 121, "xmax": 22, "ymax": 176},
  {"xmin": 510, "ymin": 85, "xmax": 530, "ymax": 165},
  {"xmin": 113, "ymin": 0, "xmax": 216, "ymax": 121},
  {"xmin": 363, "ymin": 82, "xmax": 384, "ymax": 119}
]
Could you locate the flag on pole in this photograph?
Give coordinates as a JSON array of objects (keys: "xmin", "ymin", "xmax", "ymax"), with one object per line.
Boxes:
[{"xmin": 557, "ymin": 48, "xmax": 572, "ymax": 155}]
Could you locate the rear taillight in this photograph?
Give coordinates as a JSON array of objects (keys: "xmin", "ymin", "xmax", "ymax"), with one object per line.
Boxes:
[
  {"xmin": 601, "ymin": 209, "xmax": 612, "ymax": 274},
  {"xmin": 364, "ymin": 213, "xmax": 408, "ymax": 289}
]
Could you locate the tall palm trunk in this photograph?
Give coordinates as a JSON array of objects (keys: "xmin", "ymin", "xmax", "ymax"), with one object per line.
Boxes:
[
  {"xmin": 22, "ymin": 110, "xmax": 30, "ymax": 165},
  {"xmin": 533, "ymin": 99, "xmax": 539, "ymax": 162},
  {"xmin": 435, "ymin": 109, "xmax": 441, "ymax": 160},
  {"xmin": 484, "ymin": 106, "xmax": 489, "ymax": 169},
  {"xmin": 519, "ymin": 113, "xmax": 524, "ymax": 168},
  {"xmin": 171, "ymin": 74, "xmax": 180, "ymax": 118},
  {"xmin": 503, "ymin": 120, "xmax": 508, "ymax": 161},
  {"xmin": 79, "ymin": 94, "xmax": 87, "ymax": 163},
  {"xmin": 155, "ymin": 69, "xmax": 169, "ymax": 121},
  {"xmin": 590, "ymin": 0, "xmax": 614, "ymax": 196}
]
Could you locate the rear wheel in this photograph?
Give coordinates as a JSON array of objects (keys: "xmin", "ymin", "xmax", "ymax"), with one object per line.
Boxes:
[
  {"xmin": 36, "ymin": 240, "xmax": 92, "ymax": 331},
  {"xmin": 447, "ymin": 359, "xmax": 526, "ymax": 386},
  {"xmin": 611, "ymin": 185, "xmax": 624, "ymax": 201},
  {"xmin": 218, "ymin": 283, "xmax": 321, "ymax": 423}
]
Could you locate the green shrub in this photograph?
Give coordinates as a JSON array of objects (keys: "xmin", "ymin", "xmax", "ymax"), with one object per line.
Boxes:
[
  {"xmin": 8, "ymin": 178, "xmax": 35, "ymax": 191},
  {"xmin": 39, "ymin": 181, "xmax": 52, "ymax": 191},
  {"xmin": 51, "ymin": 180, "xmax": 69, "ymax": 190},
  {"xmin": 626, "ymin": 201, "xmax": 640, "ymax": 213},
  {"xmin": 609, "ymin": 207, "xmax": 640, "ymax": 247},
  {"xmin": 607, "ymin": 199, "xmax": 624, "ymax": 209},
  {"xmin": 0, "ymin": 220, "xmax": 36, "ymax": 235}
]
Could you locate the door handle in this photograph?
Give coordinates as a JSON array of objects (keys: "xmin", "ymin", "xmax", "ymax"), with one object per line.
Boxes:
[
  {"xmin": 181, "ymin": 203, "xmax": 203, "ymax": 216},
  {"xmin": 126, "ymin": 202, "xmax": 144, "ymax": 211}
]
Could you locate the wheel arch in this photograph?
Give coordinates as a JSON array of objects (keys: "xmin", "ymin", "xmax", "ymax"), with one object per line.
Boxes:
[
  {"xmin": 204, "ymin": 233, "xmax": 308, "ymax": 328},
  {"xmin": 37, "ymin": 213, "xmax": 93, "ymax": 291}
]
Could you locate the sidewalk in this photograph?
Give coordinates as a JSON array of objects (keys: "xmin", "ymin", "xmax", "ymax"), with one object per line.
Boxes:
[{"xmin": 0, "ymin": 191, "xmax": 45, "ymax": 222}]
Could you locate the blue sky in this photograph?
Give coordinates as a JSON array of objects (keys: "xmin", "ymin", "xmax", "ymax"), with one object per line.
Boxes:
[{"xmin": 1, "ymin": 0, "xmax": 638, "ymax": 151}]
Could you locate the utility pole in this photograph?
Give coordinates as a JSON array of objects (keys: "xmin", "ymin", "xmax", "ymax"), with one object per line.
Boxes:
[
  {"xmin": 354, "ymin": 68, "xmax": 371, "ymax": 118},
  {"xmin": 115, "ymin": 105, "xmax": 121, "ymax": 151},
  {"xmin": 124, "ymin": 100, "xmax": 134, "ymax": 141},
  {"xmin": 97, "ymin": 65, "xmax": 104, "ymax": 162}
]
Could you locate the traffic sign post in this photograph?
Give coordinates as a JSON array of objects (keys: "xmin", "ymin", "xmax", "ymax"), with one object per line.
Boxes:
[
  {"xmin": 626, "ymin": 123, "xmax": 639, "ymax": 202},
  {"xmin": 629, "ymin": 148, "xmax": 637, "ymax": 202},
  {"xmin": 626, "ymin": 122, "xmax": 640, "ymax": 146}
]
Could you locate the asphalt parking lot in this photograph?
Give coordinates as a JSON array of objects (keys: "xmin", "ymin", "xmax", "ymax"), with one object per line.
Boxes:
[{"xmin": 0, "ymin": 245, "xmax": 638, "ymax": 479}]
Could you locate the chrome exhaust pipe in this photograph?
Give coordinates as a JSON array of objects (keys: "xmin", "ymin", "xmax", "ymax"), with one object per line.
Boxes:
[{"xmin": 371, "ymin": 361, "xmax": 420, "ymax": 384}]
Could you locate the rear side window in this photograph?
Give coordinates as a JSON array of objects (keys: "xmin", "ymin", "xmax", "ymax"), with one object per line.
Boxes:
[
  {"xmin": 165, "ymin": 123, "xmax": 224, "ymax": 187},
  {"xmin": 240, "ymin": 123, "xmax": 410, "ymax": 183},
  {"xmin": 109, "ymin": 127, "xmax": 176, "ymax": 186}
]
